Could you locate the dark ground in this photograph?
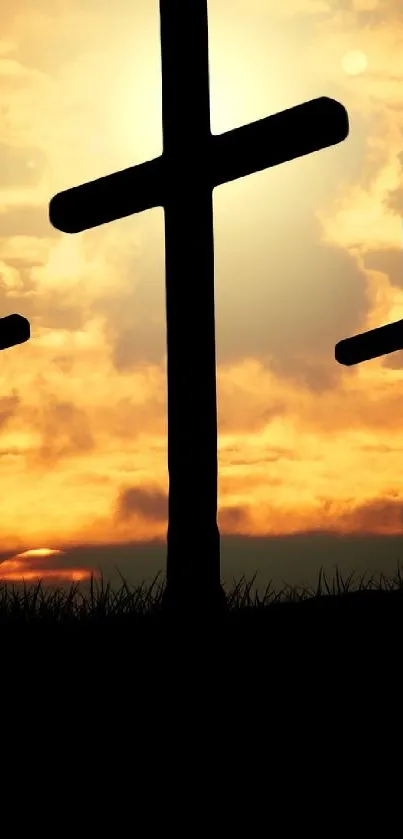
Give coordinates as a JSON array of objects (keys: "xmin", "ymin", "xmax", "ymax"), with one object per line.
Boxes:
[
  {"xmin": 1, "ymin": 584, "xmax": 397, "ymax": 797},
  {"xmin": 3, "ymin": 584, "xmax": 401, "ymax": 681}
]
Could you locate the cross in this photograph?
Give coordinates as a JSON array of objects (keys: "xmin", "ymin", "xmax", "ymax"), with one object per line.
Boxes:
[
  {"xmin": 49, "ymin": 0, "xmax": 349, "ymax": 612},
  {"xmin": 336, "ymin": 318, "xmax": 403, "ymax": 366},
  {"xmin": 336, "ymin": 223, "xmax": 403, "ymax": 365},
  {"xmin": 0, "ymin": 314, "xmax": 30, "ymax": 352}
]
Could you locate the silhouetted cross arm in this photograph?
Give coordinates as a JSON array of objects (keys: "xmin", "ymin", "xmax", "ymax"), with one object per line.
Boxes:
[
  {"xmin": 50, "ymin": 97, "xmax": 348, "ymax": 234},
  {"xmin": 336, "ymin": 318, "xmax": 403, "ymax": 366},
  {"xmin": 50, "ymin": 157, "xmax": 165, "ymax": 234},
  {"xmin": 211, "ymin": 97, "xmax": 348, "ymax": 187},
  {"xmin": 0, "ymin": 314, "xmax": 30, "ymax": 351}
]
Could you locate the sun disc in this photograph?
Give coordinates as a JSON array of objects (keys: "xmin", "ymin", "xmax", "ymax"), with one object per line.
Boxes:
[{"xmin": 342, "ymin": 50, "xmax": 368, "ymax": 76}]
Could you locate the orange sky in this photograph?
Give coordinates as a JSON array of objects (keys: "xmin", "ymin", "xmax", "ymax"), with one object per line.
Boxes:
[{"xmin": 1, "ymin": 0, "xmax": 403, "ymax": 586}]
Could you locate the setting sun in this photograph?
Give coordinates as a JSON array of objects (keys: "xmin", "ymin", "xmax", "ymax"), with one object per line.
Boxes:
[
  {"xmin": 342, "ymin": 50, "xmax": 368, "ymax": 76},
  {"xmin": 19, "ymin": 548, "xmax": 63, "ymax": 558},
  {"xmin": 0, "ymin": 548, "xmax": 94, "ymax": 583}
]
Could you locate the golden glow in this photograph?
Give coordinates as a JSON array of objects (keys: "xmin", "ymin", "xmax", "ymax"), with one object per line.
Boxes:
[
  {"xmin": 17, "ymin": 548, "xmax": 63, "ymax": 558},
  {"xmin": 0, "ymin": 568, "xmax": 92, "ymax": 583},
  {"xmin": 115, "ymin": 11, "xmax": 294, "ymax": 158},
  {"xmin": 342, "ymin": 50, "xmax": 368, "ymax": 76}
]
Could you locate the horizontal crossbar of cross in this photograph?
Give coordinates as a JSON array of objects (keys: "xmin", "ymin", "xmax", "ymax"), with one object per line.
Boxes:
[
  {"xmin": 336, "ymin": 318, "xmax": 403, "ymax": 365},
  {"xmin": 0, "ymin": 314, "xmax": 30, "ymax": 351},
  {"xmin": 50, "ymin": 97, "xmax": 348, "ymax": 235}
]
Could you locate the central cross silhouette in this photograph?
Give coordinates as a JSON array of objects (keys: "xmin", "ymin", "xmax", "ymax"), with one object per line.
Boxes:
[{"xmin": 49, "ymin": 0, "xmax": 349, "ymax": 611}]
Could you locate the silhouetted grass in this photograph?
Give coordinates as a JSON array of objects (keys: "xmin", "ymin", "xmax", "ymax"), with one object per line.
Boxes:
[
  {"xmin": 0, "ymin": 563, "xmax": 402, "ymax": 628},
  {"xmin": 1, "ymin": 564, "xmax": 401, "ymax": 715}
]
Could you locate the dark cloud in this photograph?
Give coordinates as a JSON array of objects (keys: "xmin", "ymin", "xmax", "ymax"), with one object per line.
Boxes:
[
  {"xmin": 0, "ymin": 143, "xmax": 46, "ymax": 188},
  {"xmin": 349, "ymin": 1, "xmax": 403, "ymax": 26},
  {"xmin": 112, "ymin": 318, "xmax": 164, "ymax": 371},
  {"xmin": 64, "ymin": 472, "xmax": 113, "ymax": 487},
  {"xmin": 223, "ymin": 446, "xmax": 302, "ymax": 467},
  {"xmin": 271, "ymin": 355, "xmax": 341, "ymax": 393},
  {"xmin": 385, "ymin": 193, "xmax": 403, "ymax": 219},
  {"xmin": 108, "ymin": 395, "xmax": 166, "ymax": 442},
  {"xmin": 115, "ymin": 486, "xmax": 255, "ymax": 532},
  {"xmin": 93, "ymin": 187, "xmax": 368, "ymax": 393},
  {"xmin": 29, "ymin": 398, "xmax": 94, "ymax": 463},
  {"xmin": 0, "ymin": 389, "xmax": 20, "ymax": 429},
  {"xmin": 220, "ymin": 530, "xmax": 403, "ymax": 592},
  {"xmin": 361, "ymin": 247, "xmax": 403, "ymax": 370},
  {"xmin": 1, "ymin": 531, "xmax": 400, "ymax": 594},
  {"xmin": 363, "ymin": 248, "xmax": 403, "ymax": 288},
  {"xmin": 342, "ymin": 497, "xmax": 403, "ymax": 532},
  {"xmin": 116, "ymin": 486, "xmax": 168, "ymax": 523},
  {"xmin": 33, "ymin": 292, "xmax": 86, "ymax": 331},
  {"xmin": 0, "ymin": 447, "xmax": 24, "ymax": 458},
  {"xmin": 214, "ymin": 198, "xmax": 368, "ymax": 389},
  {"xmin": 51, "ymin": 355, "xmax": 75, "ymax": 375},
  {"xmin": 0, "ymin": 206, "xmax": 55, "ymax": 238},
  {"xmin": 358, "ymin": 443, "xmax": 403, "ymax": 455},
  {"xmin": 89, "ymin": 224, "xmax": 166, "ymax": 370},
  {"xmin": 384, "ymin": 151, "xmax": 403, "ymax": 219},
  {"xmin": 219, "ymin": 395, "xmax": 287, "ymax": 435},
  {"xmin": 381, "ymin": 351, "xmax": 403, "ymax": 370},
  {"xmin": 218, "ymin": 505, "xmax": 250, "ymax": 530}
]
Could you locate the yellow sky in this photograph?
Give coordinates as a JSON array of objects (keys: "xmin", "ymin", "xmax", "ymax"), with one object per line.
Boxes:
[{"xmin": 1, "ymin": 0, "xmax": 403, "ymax": 583}]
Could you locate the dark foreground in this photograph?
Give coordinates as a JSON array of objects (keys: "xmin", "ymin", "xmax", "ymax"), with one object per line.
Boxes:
[
  {"xmin": 2, "ymin": 571, "xmax": 400, "ymax": 783},
  {"xmin": 1, "ymin": 569, "xmax": 402, "ymax": 671}
]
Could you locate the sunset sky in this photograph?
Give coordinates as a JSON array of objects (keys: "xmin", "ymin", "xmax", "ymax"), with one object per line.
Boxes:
[{"xmin": 1, "ymin": 0, "xmax": 403, "ymax": 590}]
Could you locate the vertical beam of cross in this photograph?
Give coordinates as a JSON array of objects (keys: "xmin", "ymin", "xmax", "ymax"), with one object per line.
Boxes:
[
  {"xmin": 161, "ymin": 1, "xmax": 220, "ymax": 606},
  {"xmin": 49, "ymin": 0, "xmax": 349, "ymax": 611}
]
